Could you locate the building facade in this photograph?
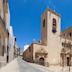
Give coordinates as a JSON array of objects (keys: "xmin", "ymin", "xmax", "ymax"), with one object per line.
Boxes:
[
  {"xmin": 60, "ymin": 27, "xmax": 72, "ymax": 66},
  {"xmin": 23, "ymin": 8, "xmax": 72, "ymax": 67},
  {"xmin": 0, "ymin": 0, "xmax": 18, "ymax": 68},
  {"xmin": 0, "ymin": 15, "xmax": 8, "ymax": 68},
  {"xmin": 14, "ymin": 37, "xmax": 20, "ymax": 58}
]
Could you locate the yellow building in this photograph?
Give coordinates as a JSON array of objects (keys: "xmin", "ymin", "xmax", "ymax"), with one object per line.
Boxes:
[{"xmin": 23, "ymin": 8, "xmax": 72, "ymax": 67}]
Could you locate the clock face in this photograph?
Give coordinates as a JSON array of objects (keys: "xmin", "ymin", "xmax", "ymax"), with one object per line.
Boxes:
[{"xmin": 52, "ymin": 18, "xmax": 57, "ymax": 33}]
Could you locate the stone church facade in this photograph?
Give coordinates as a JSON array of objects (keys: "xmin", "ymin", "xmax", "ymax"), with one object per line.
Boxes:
[{"xmin": 23, "ymin": 8, "xmax": 72, "ymax": 67}]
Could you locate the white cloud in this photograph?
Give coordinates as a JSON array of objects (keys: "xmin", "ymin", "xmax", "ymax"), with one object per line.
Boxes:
[
  {"xmin": 24, "ymin": 44, "xmax": 29, "ymax": 51},
  {"xmin": 9, "ymin": 26, "xmax": 13, "ymax": 36}
]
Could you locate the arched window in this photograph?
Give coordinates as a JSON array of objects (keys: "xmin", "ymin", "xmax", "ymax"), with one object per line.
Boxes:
[
  {"xmin": 52, "ymin": 18, "xmax": 57, "ymax": 33},
  {"xmin": 39, "ymin": 57, "xmax": 45, "ymax": 66},
  {"xmin": 43, "ymin": 19, "xmax": 45, "ymax": 28},
  {"xmin": 69, "ymin": 32, "xmax": 71, "ymax": 37}
]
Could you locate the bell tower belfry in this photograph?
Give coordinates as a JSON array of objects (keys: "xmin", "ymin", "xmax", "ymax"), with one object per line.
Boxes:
[{"xmin": 41, "ymin": 9, "xmax": 62, "ymax": 65}]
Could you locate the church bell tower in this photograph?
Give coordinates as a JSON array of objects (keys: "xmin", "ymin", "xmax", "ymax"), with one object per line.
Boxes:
[{"xmin": 41, "ymin": 8, "xmax": 62, "ymax": 65}]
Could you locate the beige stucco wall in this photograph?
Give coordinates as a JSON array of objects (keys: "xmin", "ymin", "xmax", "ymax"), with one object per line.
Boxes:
[
  {"xmin": 0, "ymin": 18, "xmax": 8, "ymax": 68},
  {"xmin": 60, "ymin": 28, "xmax": 72, "ymax": 66},
  {"xmin": 23, "ymin": 43, "xmax": 48, "ymax": 66},
  {"xmin": 23, "ymin": 44, "xmax": 33, "ymax": 62},
  {"xmin": 33, "ymin": 43, "xmax": 48, "ymax": 64},
  {"xmin": 41, "ymin": 11, "xmax": 47, "ymax": 45}
]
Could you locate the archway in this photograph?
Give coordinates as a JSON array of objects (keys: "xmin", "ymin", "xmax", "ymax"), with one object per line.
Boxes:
[
  {"xmin": 39, "ymin": 57, "xmax": 45, "ymax": 66},
  {"xmin": 60, "ymin": 48, "xmax": 66, "ymax": 66},
  {"xmin": 67, "ymin": 57, "xmax": 70, "ymax": 66}
]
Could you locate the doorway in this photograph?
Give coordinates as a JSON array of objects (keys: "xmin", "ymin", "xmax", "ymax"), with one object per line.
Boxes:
[
  {"xmin": 67, "ymin": 57, "xmax": 70, "ymax": 66},
  {"xmin": 39, "ymin": 57, "xmax": 45, "ymax": 66}
]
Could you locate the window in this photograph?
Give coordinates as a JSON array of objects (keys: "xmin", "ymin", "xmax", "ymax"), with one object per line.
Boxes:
[
  {"xmin": 7, "ymin": 31, "xmax": 9, "ymax": 38},
  {"xmin": 7, "ymin": 55, "xmax": 9, "ymax": 63},
  {"xmin": 43, "ymin": 19, "xmax": 45, "ymax": 28},
  {"xmin": 62, "ymin": 42, "xmax": 64, "ymax": 46},
  {"xmin": 69, "ymin": 32, "xmax": 71, "ymax": 37},
  {"xmin": 53, "ymin": 18, "xmax": 56, "ymax": 24},
  {"xmin": 15, "ymin": 37, "xmax": 16, "ymax": 41},
  {"xmin": 3, "ymin": 0, "xmax": 5, "ymax": 3},
  {"xmin": 63, "ymin": 33, "xmax": 65, "ymax": 36},
  {"xmin": 52, "ymin": 18, "xmax": 57, "ymax": 33}
]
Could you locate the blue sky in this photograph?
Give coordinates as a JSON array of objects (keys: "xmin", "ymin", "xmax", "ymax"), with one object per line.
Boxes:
[{"xmin": 8, "ymin": 0, "xmax": 72, "ymax": 50}]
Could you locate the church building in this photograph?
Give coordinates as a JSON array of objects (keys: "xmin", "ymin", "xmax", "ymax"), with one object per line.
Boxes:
[{"xmin": 23, "ymin": 8, "xmax": 72, "ymax": 67}]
